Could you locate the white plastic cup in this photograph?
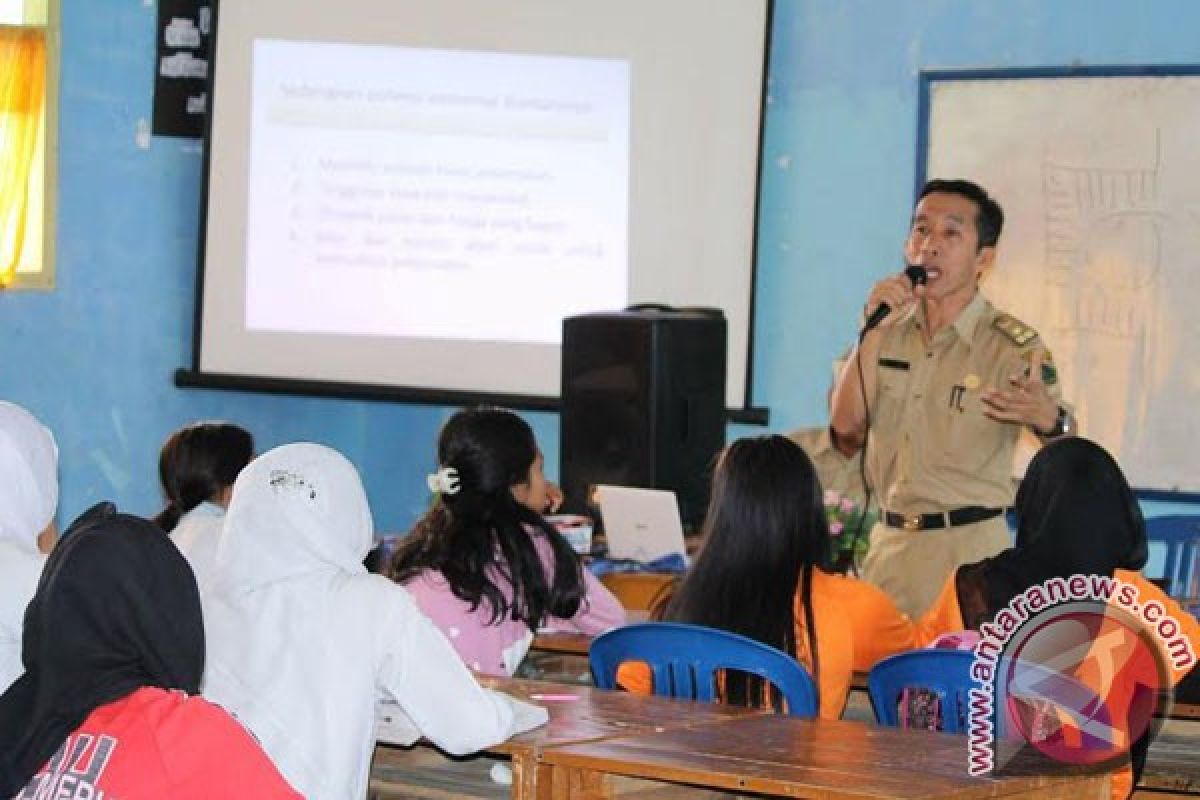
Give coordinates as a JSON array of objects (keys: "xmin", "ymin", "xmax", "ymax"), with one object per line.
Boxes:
[{"xmin": 545, "ymin": 514, "xmax": 594, "ymax": 554}]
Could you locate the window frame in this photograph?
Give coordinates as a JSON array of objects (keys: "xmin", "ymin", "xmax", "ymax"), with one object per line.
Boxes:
[{"xmin": 0, "ymin": 0, "xmax": 58, "ymax": 290}]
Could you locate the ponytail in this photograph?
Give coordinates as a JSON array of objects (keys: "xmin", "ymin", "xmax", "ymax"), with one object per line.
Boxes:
[{"xmin": 152, "ymin": 502, "xmax": 182, "ymax": 533}]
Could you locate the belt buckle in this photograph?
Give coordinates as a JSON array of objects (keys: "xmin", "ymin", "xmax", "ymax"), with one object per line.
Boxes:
[{"xmin": 903, "ymin": 514, "xmax": 922, "ymax": 532}]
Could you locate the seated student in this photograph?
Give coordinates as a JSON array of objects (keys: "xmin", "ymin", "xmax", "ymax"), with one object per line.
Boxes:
[
  {"xmin": 0, "ymin": 505, "xmax": 300, "ymax": 799},
  {"xmin": 389, "ymin": 407, "xmax": 625, "ymax": 676},
  {"xmin": 788, "ymin": 423, "xmax": 868, "ymax": 509},
  {"xmin": 153, "ymin": 421, "xmax": 254, "ymax": 592},
  {"xmin": 788, "ymin": 357, "xmax": 872, "ymax": 514},
  {"xmin": 202, "ymin": 443, "xmax": 546, "ymax": 800},
  {"xmin": 0, "ymin": 401, "xmax": 58, "ymax": 693},
  {"xmin": 916, "ymin": 437, "xmax": 1200, "ymax": 799},
  {"xmin": 619, "ymin": 435, "xmax": 918, "ymax": 719}
]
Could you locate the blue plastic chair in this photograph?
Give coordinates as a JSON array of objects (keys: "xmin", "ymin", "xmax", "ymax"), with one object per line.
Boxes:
[
  {"xmin": 589, "ymin": 622, "xmax": 818, "ymax": 718},
  {"xmin": 1145, "ymin": 515, "xmax": 1200, "ymax": 598},
  {"xmin": 868, "ymin": 649, "xmax": 976, "ymax": 733}
]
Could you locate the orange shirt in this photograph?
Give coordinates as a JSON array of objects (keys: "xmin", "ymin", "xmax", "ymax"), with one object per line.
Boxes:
[
  {"xmin": 914, "ymin": 572, "xmax": 965, "ymax": 645},
  {"xmin": 617, "ymin": 569, "xmax": 917, "ymax": 719},
  {"xmin": 917, "ymin": 569, "xmax": 1199, "ymax": 681},
  {"xmin": 1113, "ymin": 571, "xmax": 1200, "ymax": 686}
]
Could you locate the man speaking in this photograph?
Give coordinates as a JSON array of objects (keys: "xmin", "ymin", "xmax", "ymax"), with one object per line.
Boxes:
[{"xmin": 831, "ymin": 179, "xmax": 1073, "ymax": 617}]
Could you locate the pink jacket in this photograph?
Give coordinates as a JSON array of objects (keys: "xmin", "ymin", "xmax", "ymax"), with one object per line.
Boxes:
[{"xmin": 402, "ymin": 530, "xmax": 625, "ymax": 676}]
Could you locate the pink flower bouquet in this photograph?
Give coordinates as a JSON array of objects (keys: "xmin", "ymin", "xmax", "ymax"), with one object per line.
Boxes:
[{"xmin": 823, "ymin": 488, "xmax": 875, "ymax": 573}]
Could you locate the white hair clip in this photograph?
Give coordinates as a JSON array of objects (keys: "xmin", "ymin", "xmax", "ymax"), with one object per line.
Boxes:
[{"xmin": 426, "ymin": 466, "xmax": 461, "ymax": 496}]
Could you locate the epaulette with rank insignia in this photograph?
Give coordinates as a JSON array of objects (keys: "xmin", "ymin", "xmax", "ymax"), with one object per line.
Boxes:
[{"xmin": 992, "ymin": 313, "xmax": 1038, "ymax": 346}]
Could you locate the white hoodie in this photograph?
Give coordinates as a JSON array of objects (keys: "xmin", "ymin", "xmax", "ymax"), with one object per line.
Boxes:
[
  {"xmin": 201, "ymin": 443, "xmax": 544, "ymax": 800},
  {"xmin": 168, "ymin": 500, "xmax": 224, "ymax": 596},
  {"xmin": 0, "ymin": 401, "xmax": 57, "ymax": 693}
]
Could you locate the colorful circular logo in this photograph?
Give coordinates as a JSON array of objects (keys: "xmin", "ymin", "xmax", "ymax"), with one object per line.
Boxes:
[{"xmin": 998, "ymin": 601, "xmax": 1167, "ymax": 767}]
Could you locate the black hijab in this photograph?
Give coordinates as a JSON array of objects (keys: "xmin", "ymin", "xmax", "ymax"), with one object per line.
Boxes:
[
  {"xmin": 956, "ymin": 437, "xmax": 1148, "ymax": 630},
  {"xmin": 0, "ymin": 503, "xmax": 205, "ymax": 796},
  {"xmin": 956, "ymin": 438, "xmax": 1153, "ymax": 780}
]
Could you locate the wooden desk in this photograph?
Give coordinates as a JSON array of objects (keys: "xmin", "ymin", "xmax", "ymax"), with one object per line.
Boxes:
[
  {"xmin": 1167, "ymin": 701, "xmax": 1200, "ymax": 721},
  {"xmin": 372, "ymin": 676, "xmax": 769, "ymax": 799},
  {"xmin": 523, "ymin": 611, "xmax": 651, "ymax": 684},
  {"xmin": 373, "ymin": 677, "xmax": 1111, "ymax": 800},
  {"xmin": 540, "ymin": 713, "xmax": 1111, "ymax": 799},
  {"xmin": 533, "ymin": 610, "xmax": 651, "ymax": 656},
  {"xmin": 530, "ymin": 630, "xmax": 594, "ymax": 658}
]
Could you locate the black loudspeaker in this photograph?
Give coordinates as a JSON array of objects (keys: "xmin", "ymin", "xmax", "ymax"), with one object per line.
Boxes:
[{"xmin": 560, "ymin": 309, "xmax": 726, "ymax": 528}]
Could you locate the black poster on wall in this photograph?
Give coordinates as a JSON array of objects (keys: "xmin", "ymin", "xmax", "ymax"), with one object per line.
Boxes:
[{"xmin": 152, "ymin": 0, "xmax": 212, "ymax": 138}]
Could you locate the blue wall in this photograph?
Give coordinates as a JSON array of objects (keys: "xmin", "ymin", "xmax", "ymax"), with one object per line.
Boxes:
[{"xmin": 1, "ymin": 0, "xmax": 1198, "ymax": 538}]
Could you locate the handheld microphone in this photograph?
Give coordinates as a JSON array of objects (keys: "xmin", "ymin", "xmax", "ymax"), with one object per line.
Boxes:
[{"xmin": 861, "ymin": 265, "xmax": 928, "ymax": 334}]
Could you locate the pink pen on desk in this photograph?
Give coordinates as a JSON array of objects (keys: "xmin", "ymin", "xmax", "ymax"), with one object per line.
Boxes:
[{"xmin": 530, "ymin": 693, "xmax": 581, "ymax": 702}]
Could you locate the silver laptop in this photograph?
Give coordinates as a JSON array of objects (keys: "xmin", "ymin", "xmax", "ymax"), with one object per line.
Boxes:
[{"xmin": 594, "ymin": 485, "xmax": 688, "ymax": 563}]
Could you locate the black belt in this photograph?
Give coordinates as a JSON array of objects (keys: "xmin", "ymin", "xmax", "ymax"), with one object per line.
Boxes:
[{"xmin": 883, "ymin": 506, "xmax": 1006, "ymax": 532}]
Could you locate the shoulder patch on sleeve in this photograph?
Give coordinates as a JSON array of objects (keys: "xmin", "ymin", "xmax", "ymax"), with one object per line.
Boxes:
[
  {"xmin": 991, "ymin": 313, "xmax": 1039, "ymax": 347},
  {"xmin": 1022, "ymin": 348, "xmax": 1059, "ymax": 385}
]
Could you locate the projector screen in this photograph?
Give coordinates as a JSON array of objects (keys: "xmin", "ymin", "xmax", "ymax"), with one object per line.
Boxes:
[{"xmin": 194, "ymin": 0, "xmax": 770, "ymax": 412}]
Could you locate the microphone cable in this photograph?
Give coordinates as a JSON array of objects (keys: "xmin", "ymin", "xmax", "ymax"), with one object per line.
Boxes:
[
  {"xmin": 842, "ymin": 265, "xmax": 926, "ymax": 577},
  {"xmin": 843, "ymin": 328, "xmax": 875, "ymax": 578}
]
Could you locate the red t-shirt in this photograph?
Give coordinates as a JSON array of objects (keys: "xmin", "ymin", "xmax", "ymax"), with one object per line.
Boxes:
[{"xmin": 16, "ymin": 687, "xmax": 300, "ymax": 799}]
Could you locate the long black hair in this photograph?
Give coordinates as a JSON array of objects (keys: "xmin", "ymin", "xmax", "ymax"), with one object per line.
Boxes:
[
  {"xmin": 660, "ymin": 435, "xmax": 830, "ymax": 710},
  {"xmin": 153, "ymin": 422, "xmax": 254, "ymax": 532},
  {"xmin": 389, "ymin": 407, "xmax": 585, "ymax": 629}
]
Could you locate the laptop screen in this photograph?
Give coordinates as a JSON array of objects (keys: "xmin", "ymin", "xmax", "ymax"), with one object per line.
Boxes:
[{"xmin": 594, "ymin": 485, "xmax": 688, "ymax": 563}]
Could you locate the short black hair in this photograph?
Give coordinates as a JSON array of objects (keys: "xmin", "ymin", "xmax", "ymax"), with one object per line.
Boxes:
[
  {"xmin": 918, "ymin": 179, "xmax": 1004, "ymax": 250},
  {"xmin": 153, "ymin": 422, "xmax": 254, "ymax": 532}
]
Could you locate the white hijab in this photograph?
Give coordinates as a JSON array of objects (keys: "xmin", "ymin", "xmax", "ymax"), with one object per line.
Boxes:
[
  {"xmin": 0, "ymin": 401, "xmax": 58, "ymax": 553},
  {"xmin": 203, "ymin": 443, "xmax": 540, "ymax": 800},
  {"xmin": 0, "ymin": 401, "xmax": 58, "ymax": 692},
  {"xmin": 213, "ymin": 441, "xmax": 373, "ymax": 593}
]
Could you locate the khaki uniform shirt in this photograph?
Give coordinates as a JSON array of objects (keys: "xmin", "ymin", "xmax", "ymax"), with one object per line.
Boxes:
[
  {"xmin": 866, "ymin": 292, "xmax": 1062, "ymax": 513},
  {"xmin": 786, "ymin": 426, "xmax": 872, "ymax": 511},
  {"xmin": 858, "ymin": 292, "xmax": 1065, "ymax": 617}
]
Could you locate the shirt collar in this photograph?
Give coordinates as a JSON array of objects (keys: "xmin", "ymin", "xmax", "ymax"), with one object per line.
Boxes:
[
  {"xmin": 915, "ymin": 291, "xmax": 990, "ymax": 348},
  {"xmin": 190, "ymin": 501, "xmax": 225, "ymax": 517},
  {"xmin": 954, "ymin": 291, "xmax": 991, "ymax": 344}
]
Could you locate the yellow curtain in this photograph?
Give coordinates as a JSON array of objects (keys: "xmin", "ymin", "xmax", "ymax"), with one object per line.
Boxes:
[{"xmin": 0, "ymin": 27, "xmax": 46, "ymax": 287}]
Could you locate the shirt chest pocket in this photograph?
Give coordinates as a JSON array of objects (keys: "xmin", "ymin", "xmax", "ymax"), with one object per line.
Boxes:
[
  {"xmin": 874, "ymin": 357, "xmax": 912, "ymax": 429},
  {"xmin": 940, "ymin": 366, "xmax": 1004, "ymax": 468}
]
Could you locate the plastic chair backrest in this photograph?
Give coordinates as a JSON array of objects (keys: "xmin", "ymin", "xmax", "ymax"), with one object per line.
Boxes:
[
  {"xmin": 868, "ymin": 649, "xmax": 976, "ymax": 733},
  {"xmin": 1145, "ymin": 515, "xmax": 1200, "ymax": 598},
  {"xmin": 589, "ymin": 622, "xmax": 818, "ymax": 718}
]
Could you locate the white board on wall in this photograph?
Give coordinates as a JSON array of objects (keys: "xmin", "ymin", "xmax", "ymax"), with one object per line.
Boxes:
[{"xmin": 923, "ymin": 69, "xmax": 1200, "ymax": 493}]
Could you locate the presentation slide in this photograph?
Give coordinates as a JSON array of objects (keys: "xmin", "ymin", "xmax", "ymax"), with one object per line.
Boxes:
[
  {"xmin": 244, "ymin": 39, "xmax": 630, "ymax": 345},
  {"xmin": 197, "ymin": 0, "xmax": 768, "ymax": 404}
]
